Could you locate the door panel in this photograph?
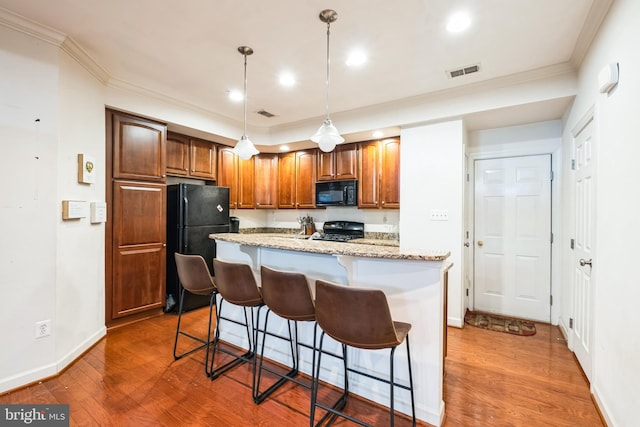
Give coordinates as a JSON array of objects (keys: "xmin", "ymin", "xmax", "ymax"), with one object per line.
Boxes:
[
  {"xmin": 474, "ymin": 155, "xmax": 551, "ymax": 321},
  {"xmin": 572, "ymin": 118, "xmax": 595, "ymax": 381}
]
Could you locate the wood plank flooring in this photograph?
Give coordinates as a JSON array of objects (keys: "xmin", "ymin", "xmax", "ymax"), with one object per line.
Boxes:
[{"xmin": 0, "ymin": 310, "xmax": 604, "ymax": 426}]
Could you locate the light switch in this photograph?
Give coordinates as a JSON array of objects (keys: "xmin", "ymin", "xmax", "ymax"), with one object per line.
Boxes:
[{"xmin": 430, "ymin": 209, "xmax": 449, "ymax": 221}]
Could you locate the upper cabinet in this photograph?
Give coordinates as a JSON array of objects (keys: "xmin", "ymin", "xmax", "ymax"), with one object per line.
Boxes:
[
  {"xmin": 278, "ymin": 149, "xmax": 317, "ymax": 209},
  {"xmin": 112, "ymin": 111, "xmax": 166, "ymax": 182},
  {"xmin": 254, "ymin": 153, "xmax": 279, "ymax": 209},
  {"xmin": 217, "ymin": 146, "xmax": 254, "ymax": 209},
  {"xmin": 358, "ymin": 138, "xmax": 400, "ymax": 209},
  {"xmin": 166, "ymin": 132, "xmax": 216, "ymax": 181},
  {"xmin": 317, "ymin": 143, "xmax": 357, "ymax": 181}
]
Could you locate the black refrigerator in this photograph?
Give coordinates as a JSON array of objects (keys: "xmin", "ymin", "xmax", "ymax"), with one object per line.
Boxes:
[{"xmin": 166, "ymin": 183, "xmax": 230, "ymax": 312}]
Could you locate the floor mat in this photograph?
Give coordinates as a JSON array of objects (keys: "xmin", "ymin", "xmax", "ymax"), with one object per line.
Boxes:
[{"xmin": 464, "ymin": 310, "xmax": 536, "ymax": 336}]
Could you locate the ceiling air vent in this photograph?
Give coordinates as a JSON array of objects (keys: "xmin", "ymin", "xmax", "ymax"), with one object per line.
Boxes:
[
  {"xmin": 257, "ymin": 109, "xmax": 276, "ymax": 118},
  {"xmin": 447, "ymin": 63, "xmax": 480, "ymax": 79}
]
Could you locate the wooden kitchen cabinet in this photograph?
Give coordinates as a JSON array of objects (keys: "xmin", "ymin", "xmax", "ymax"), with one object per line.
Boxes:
[
  {"xmin": 112, "ymin": 111, "xmax": 166, "ymax": 182},
  {"xmin": 166, "ymin": 132, "xmax": 216, "ymax": 180},
  {"xmin": 217, "ymin": 145, "xmax": 254, "ymax": 209},
  {"xmin": 254, "ymin": 153, "xmax": 278, "ymax": 209},
  {"xmin": 278, "ymin": 149, "xmax": 316, "ymax": 209},
  {"xmin": 111, "ymin": 180, "xmax": 166, "ymax": 320},
  {"xmin": 317, "ymin": 143, "xmax": 357, "ymax": 181},
  {"xmin": 357, "ymin": 138, "xmax": 400, "ymax": 208}
]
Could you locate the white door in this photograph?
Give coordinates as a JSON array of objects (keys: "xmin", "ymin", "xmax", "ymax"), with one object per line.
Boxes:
[
  {"xmin": 474, "ymin": 155, "xmax": 552, "ymax": 322},
  {"xmin": 572, "ymin": 117, "xmax": 595, "ymax": 381}
]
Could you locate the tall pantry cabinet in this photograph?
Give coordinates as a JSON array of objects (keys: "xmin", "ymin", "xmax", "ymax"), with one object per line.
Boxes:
[{"xmin": 106, "ymin": 110, "xmax": 167, "ymax": 327}]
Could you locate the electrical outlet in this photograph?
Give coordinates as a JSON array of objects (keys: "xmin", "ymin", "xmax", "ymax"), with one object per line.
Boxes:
[
  {"xmin": 430, "ymin": 209, "xmax": 449, "ymax": 221},
  {"xmin": 35, "ymin": 320, "xmax": 51, "ymax": 339}
]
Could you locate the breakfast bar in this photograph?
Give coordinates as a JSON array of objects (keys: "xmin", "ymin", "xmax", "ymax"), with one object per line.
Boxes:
[{"xmin": 210, "ymin": 233, "xmax": 450, "ymax": 426}]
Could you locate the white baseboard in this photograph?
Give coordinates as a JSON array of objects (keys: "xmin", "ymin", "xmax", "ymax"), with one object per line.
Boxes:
[
  {"xmin": 56, "ymin": 326, "xmax": 106, "ymax": 371},
  {"xmin": 448, "ymin": 316, "xmax": 464, "ymax": 328},
  {"xmin": 592, "ymin": 383, "xmax": 615, "ymax": 427},
  {"xmin": 0, "ymin": 327, "xmax": 106, "ymax": 394}
]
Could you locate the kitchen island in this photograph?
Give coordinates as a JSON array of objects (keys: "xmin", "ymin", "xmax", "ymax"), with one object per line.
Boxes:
[{"xmin": 209, "ymin": 233, "xmax": 450, "ymax": 426}]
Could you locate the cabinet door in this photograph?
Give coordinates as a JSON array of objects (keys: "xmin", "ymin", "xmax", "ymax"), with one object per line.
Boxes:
[
  {"xmin": 166, "ymin": 132, "xmax": 189, "ymax": 176},
  {"xmin": 190, "ymin": 138, "xmax": 217, "ymax": 180},
  {"xmin": 237, "ymin": 157, "xmax": 255, "ymax": 209},
  {"xmin": 255, "ymin": 154, "xmax": 278, "ymax": 209},
  {"xmin": 295, "ymin": 149, "xmax": 317, "ymax": 209},
  {"xmin": 112, "ymin": 181, "xmax": 166, "ymax": 319},
  {"xmin": 112, "ymin": 112, "xmax": 166, "ymax": 182},
  {"xmin": 358, "ymin": 141, "xmax": 380, "ymax": 208},
  {"xmin": 317, "ymin": 151, "xmax": 335, "ymax": 181},
  {"xmin": 380, "ymin": 138, "xmax": 400, "ymax": 208},
  {"xmin": 217, "ymin": 146, "xmax": 239, "ymax": 209},
  {"xmin": 278, "ymin": 152, "xmax": 296, "ymax": 208},
  {"xmin": 335, "ymin": 144, "xmax": 357, "ymax": 180}
]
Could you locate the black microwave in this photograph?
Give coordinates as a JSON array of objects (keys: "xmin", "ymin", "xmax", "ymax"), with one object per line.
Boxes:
[{"xmin": 315, "ymin": 180, "xmax": 357, "ymax": 207}]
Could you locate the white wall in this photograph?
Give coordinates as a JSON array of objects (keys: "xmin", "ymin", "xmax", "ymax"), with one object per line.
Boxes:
[
  {"xmin": 0, "ymin": 25, "xmax": 60, "ymax": 390},
  {"xmin": 55, "ymin": 49, "xmax": 107, "ymax": 368},
  {"xmin": 561, "ymin": 0, "xmax": 640, "ymax": 425},
  {"xmin": 0, "ymin": 26, "xmax": 107, "ymax": 393},
  {"xmin": 400, "ymin": 121, "xmax": 465, "ymax": 327}
]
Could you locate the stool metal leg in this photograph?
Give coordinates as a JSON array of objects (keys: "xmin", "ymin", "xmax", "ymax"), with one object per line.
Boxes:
[{"xmin": 173, "ymin": 288, "xmax": 216, "ymax": 361}]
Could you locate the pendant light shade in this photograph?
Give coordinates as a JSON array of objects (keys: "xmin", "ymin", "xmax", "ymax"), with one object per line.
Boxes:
[
  {"xmin": 232, "ymin": 46, "xmax": 259, "ymax": 160},
  {"xmin": 311, "ymin": 9, "xmax": 344, "ymax": 152}
]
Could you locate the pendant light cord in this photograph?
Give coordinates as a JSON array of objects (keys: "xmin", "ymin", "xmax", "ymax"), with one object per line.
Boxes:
[
  {"xmin": 325, "ymin": 21, "xmax": 331, "ymax": 122},
  {"xmin": 243, "ymin": 52, "xmax": 248, "ymax": 138}
]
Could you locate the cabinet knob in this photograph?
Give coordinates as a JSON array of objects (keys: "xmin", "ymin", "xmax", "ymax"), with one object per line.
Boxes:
[{"xmin": 381, "ymin": 201, "xmax": 385, "ymax": 205}]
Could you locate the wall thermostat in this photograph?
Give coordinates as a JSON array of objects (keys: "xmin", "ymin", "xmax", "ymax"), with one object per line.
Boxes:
[{"xmin": 598, "ymin": 62, "xmax": 619, "ymax": 94}]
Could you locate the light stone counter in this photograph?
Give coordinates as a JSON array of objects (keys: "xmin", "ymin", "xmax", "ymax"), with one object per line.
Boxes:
[{"xmin": 210, "ymin": 233, "xmax": 449, "ymax": 261}]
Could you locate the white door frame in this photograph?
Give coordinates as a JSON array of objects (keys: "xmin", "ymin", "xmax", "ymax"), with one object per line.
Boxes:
[{"xmin": 466, "ymin": 140, "xmax": 562, "ymax": 324}]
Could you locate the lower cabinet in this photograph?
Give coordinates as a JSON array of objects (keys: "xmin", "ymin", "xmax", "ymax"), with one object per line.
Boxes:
[{"xmin": 110, "ymin": 180, "xmax": 166, "ymax": 320}]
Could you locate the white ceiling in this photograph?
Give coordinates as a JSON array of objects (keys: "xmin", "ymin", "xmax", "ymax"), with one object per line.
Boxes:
[{"xmin": 0, "ymin": 0, "xmax": 612, "ymax": 143}]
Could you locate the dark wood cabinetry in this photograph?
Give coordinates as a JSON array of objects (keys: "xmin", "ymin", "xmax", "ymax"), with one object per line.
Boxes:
[
  {"xmin": 278, "ymin": 149, "xmax": 316, "ymax": 209},
  {"xmin": 166, "ymin": 132, "xmax": 216, "ymax": 180},
  {"xmin": 106, "ymin": 109, "xmax": 167, "ymax": 326},
  {"xmin": 254, "ymin": 153, "xmax": 278, "ymax": 209},
  {"xmin": 111, "ymin": 181, "xmax": 166, "ymax": 319},
  {"xmin": 317, "ymin": 143, "xmax": 357, "ymax": 181},
  {"xmin": 217, "ymin": 145, "xmax": 255, "ymax": 209},
  {"xmin": 357, "ymin": 138, "xmax": 400, "ymax": 208},
  {"xmin": 112, "ymin": 112, "xmax": 166, "ymax": 182}
]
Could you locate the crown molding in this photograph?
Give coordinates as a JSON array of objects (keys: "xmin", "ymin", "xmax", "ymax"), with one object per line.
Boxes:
[
  {"xmin": 0, "ymin": 6, "xmax": 65, "ymax": 45},
  {"xmin": 570, "ymin": 0, "xmax": 614, "ymax": 67},
  {"xmin": 60, "ymin": 38, "xmax": 110, "ymax": 84}
]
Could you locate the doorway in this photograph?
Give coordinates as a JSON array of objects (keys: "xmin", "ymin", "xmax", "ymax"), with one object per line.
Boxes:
[{"xmin": 473, "ymin": 155, "xmax": 552, "ymax": 322}]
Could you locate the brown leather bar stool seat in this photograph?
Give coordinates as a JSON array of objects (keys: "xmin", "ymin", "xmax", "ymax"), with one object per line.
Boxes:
[
  {"xmin": 311, "ymin": 280, "xmax": 416, "ymax": 427},
  {"xmin": 254, "ymin": 266, "xmax": 316, "ymax": 404},
  {"xmin": 210, "ymin": 259, "xmax": 265, "ymax": 383},
  {"xmin": 172, "ymin": 254, "xmax": 217, "ymax": 374}
]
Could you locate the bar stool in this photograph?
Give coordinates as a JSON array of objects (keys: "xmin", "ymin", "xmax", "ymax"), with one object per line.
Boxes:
[
  {"xmin": 254, "ymin": 265, "xmax": 316, "ymax": 404},
  {"xmin": 311, "ymin": 280, "xmax": 416, "ymax": 427},
  {"xmin": 209, "ymin": 259, "xmax": 264, "ymax": 382},
  {"xmin": 172, "ymin": 254, "xmax": 217, "ymax": 373}
]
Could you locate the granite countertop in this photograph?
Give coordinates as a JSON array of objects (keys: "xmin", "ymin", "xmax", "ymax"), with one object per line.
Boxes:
[{"xmin": 210, "ymin": 233, "xmax": 450, "ymax": 262}]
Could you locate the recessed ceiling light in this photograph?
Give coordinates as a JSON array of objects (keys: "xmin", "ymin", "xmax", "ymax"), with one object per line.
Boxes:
[
  {"xmin": 346, "ymin": 50, "xmax": 367, "ymax": 67},
  {"xmin": 279, "ymin": 145, "xmax": 290, "ymax": 151},
  {"xmin": 446, "ymin": 11, "xmax": 471, "ymax": 33},
  {"xmin": 279, "ymin": 72, "xmax": 296, "ymax": 87},
  {"xmin": 228, "ymin": 89, "xmax": 243, "ymax": 102},
  {"xmin": 372, "ymin": 130, "xmax": 384, "ymax": 138}
]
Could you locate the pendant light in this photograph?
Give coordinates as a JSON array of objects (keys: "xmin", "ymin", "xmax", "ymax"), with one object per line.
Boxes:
[
  {"xmin": 311, "ymin": 9, "xmax": 344, "ymax": 152},
  {"xmin": 232, "ymin": 46, "xmax": 259, "ymax": 160}
]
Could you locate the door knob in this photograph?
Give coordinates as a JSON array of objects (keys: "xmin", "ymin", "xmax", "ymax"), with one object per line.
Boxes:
[
  {"xmin": 477, "ymin": 240, "xmax": 484, "ymax": 247},
  {"xmin": 579, "ymin": 258, "xmax": 593, "ymax": 267}
]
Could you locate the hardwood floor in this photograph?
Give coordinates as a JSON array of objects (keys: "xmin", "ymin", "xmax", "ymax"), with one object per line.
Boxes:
[{"xmin": 0, "ymin": 311, "xmax": 603, "ymax": 426}]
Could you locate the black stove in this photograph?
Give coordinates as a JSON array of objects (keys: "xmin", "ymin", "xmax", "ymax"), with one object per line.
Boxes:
[{"xmin": 313, "ymin": 221, "xmax": 364, "ymax": 242}]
